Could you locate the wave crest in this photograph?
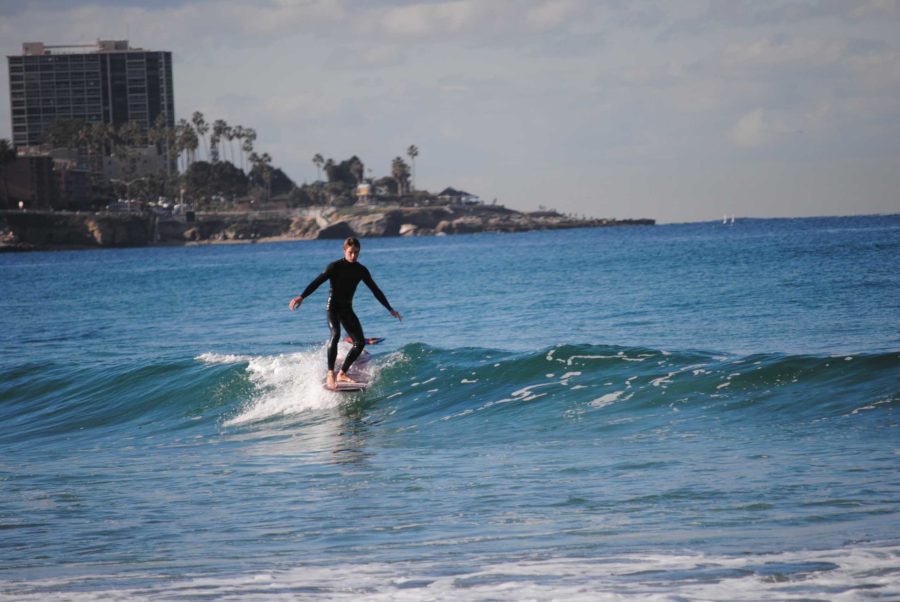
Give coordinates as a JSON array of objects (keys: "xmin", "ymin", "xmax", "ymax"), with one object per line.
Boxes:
[{"xmin": 364, "ymin": 343, "xmax": 900, "ymax": 429}]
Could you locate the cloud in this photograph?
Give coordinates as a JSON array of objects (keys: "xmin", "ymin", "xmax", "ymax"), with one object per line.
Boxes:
[
  {"xmin": 2, "ymin": 0, "xmax": 899, "ymax": 221},
  {"xmin": 722, "ymin": 35, "xmax": 847, "ymax": 70},
  {"xmin": 731, "ymin": 108, "xmax": 773, "ymax": 147},
  {"xmin": 524, "ymin": 0, "xmax": 588, "ymax": 30},
  {"xmin": 728, "ymin": 102, "xmax": 864, "ymax": 152},
  {"xmin": 667, "ymin": 0, "xmax": 900, "ymax": 36},
  {"xmin": 324, "ymin": 43, "xmax": 406, "ymax": 70},
  {"xmin": 372, "ymin": 0, "xmax": 491, "ymax": 38}
]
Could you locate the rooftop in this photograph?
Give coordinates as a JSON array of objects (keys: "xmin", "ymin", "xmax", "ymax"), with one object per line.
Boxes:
[{"xmin": 20, "ymin": 40, "xmax": 143, "ymax": 56}]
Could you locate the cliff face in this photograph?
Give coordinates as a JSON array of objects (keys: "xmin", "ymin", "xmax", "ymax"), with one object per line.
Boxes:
[
  {"xmin": 1, "ymin": 211, "xmax": 154, "ymax": 250},
  {"xmin": 282, "ymin": 205, "xmax": 653, "ymax": 239},
  {"xmin": 1, "ymin": 205, "xmax": 654, "ymax": 251}
]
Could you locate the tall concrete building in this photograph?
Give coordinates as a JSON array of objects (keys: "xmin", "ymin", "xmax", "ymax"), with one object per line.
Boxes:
[{"xmin": 7, "ymin": 40, "xmax": 174, "ymax": 148}]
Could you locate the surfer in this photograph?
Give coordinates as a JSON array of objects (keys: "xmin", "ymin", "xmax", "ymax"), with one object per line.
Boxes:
[{"xmin": 290, "ymin": 237, "xmax": 402, "ymax": 389}]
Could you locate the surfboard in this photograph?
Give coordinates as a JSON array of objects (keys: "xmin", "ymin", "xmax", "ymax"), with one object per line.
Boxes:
[
  {"xmin": 325, "ymin": 338, "xmax": 377, "ymax": 392},
  {"xmin": 326, "ymin": 380, "xmax": 368, "ymax": 393},
  {"xmin": 343, "ymin": 336, "xmax": 385, "ymax": 345}
]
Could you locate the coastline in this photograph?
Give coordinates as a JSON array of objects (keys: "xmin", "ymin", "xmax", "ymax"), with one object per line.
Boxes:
[{"xmin": 0, "ymin": 205, "xmax": 654, "ymax": 252}]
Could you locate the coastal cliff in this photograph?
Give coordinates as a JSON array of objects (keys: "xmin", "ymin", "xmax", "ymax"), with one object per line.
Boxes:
[
  {"xmin": 1, "ymin": 211, "xmax": 155, "ymax": 250},
  {"xmin": 1, "ymin": 205, "xmax": 654, "ymax": 251}
]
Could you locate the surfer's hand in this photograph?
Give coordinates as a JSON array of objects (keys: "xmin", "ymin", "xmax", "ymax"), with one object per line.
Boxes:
[
  {"xmin": 391, "ymin": 310, "xmax": 403, "ymax": 321},
  {"xmin": 289, "ymin": 296, "xmax": 303, "ymax": 311}
]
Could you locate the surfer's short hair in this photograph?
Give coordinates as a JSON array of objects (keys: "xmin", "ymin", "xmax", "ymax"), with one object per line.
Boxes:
[{"xmin": 344, "ymin": 237, "xmax": 361, "ymax": 250}]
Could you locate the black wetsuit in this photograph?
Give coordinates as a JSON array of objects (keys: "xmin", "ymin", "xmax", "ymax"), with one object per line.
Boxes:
[{"xmin": 300, "ymin": 259, "xmax": 394, "ymax": 373}]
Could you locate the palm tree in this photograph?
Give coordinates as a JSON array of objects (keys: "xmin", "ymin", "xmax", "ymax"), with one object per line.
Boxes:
[
  {"xmin": 187, "ymin": 129, "xmax": 199, "ymax": 167},
  {"xmin": 112, "ymin": 121, "xmax": 146, "ymax": 182},
  {"xmin": 349, "ymin": 156, "xmax": 364, "ymax": 185},
  {"xmin": 96, "ymin": 122, "xmax": 115, "ymax": 156},
  {"xmin": 407, "ymin": 145, "xmax": 419, "ymax": 191},
  {"xmin": 241, "ymin": 128, "xmax": 256, "ymax": 173},
  {"xmin": 80, "ymin": 122, "xmax": 111, "ymax": 175},
  {"xmin": 391, "ymin": 156, "xmax": 410, "ymax": 196},
  {"xmin": 211, "ymin": 119, "xmax": 227, "ymax": 163},
  {"xmin": 192, "ymin": 111, "xmax": 209, "ymax": 160},
  {"xmin": 223, "ymin": 125, "xmax": 235, "ymax": 165},
  {"xmin": 150, "ymin": 114, "xmax": 174, "ymax": 179},
  {"xmin": 209, "ymin": 132, "xmax": 220, "ymax": 163},
  {"xmin": 118, "ymin": 120, "xmax": 145, "ymax": 147},
  {"xmin": 249, "ymin": 151, "xmax": 273, "ymax": 202},
  {"xmin": 260, "ymin": 152, "xmax": 273, "ymax": 202},
  {"xmin": 312, "ymin": 153, "xmax": 324, "ymax": 181},
  {"xmin": 231, "ymin": 125, "xmax": 244, "ymax": 169},
  {"xmin": 174, "ymin": 119, "xmax": 188, "ymax": 172},
  {"xmin": 0, "ymin": 139, "xmax": 17, "ymax": 209}
]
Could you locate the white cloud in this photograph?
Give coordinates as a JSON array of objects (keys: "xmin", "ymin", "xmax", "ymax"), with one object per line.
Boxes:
[
  {"xmin": 376, "ymin": 0, "xmax": 482, "ymax": 37},
  {"xmin": 731, "ymin": 108, "xmax": 771, "ymax": 147},
  {"xmin": 525, "ymin": 0, "xmax": 588, "ymax": 30},
  {"xmin": 722, "ymin": 35, "xmax": 847, "ymax": 70},
  {"xmin": 1, "ymin": 0, "xmax": 899, "ymax": 222},
  {"xmin": 843, "ymin": 0, "xmax": 900, "ymax": 21}
]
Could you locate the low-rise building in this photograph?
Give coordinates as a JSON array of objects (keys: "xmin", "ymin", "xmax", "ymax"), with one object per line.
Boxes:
[{"xmin": 4, "ymin": 154, "xmax": 58, "ymax": 209}]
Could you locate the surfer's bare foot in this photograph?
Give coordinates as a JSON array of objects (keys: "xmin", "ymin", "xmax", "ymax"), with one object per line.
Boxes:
[
  {"xmin": 336, "ymin": 371, "xmax": 357, "ymax": 384},
  {"xmin": 326, "ymin": 371, "xmax": 336, "ymax": 389}
]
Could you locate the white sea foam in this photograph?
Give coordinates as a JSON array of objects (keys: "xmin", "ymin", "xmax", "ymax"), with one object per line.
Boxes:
[
  {"xmin": 196, "ymin": 352, "xmax": 255, "ymax": 364},
  {"xmin": 511, "ymin": 382, "xmax": 556, "ymax": 399},
  {"xmin": 199, "ymin": 344, "xmax": 376, "ymax": 427},
  {"xmin": 563, "ymin": 353, "xmax": 645, "ymax": 366},
  {"xmin": 5, "ymin": 545, "xmax": 897, "ymax": 602},
  {"xmin": 651, "ymin": 371, "xmax": 677, "ymax": 387},
  {"xmin": 591, "ymin": 390, "xmax": 624, "ymax": 408}
]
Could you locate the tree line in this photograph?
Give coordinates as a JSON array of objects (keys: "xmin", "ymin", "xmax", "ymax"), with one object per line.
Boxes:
[
  {"xmin": 33, "ymin": 112, "xmax": 282, "ymax": 206},
  {"xmin": 5, "ymin": 111, "xmax": 426, "ymax": 210},
  {"xmin": 308, "ymin": 145, "xmax": 420, "ymax": 205}
]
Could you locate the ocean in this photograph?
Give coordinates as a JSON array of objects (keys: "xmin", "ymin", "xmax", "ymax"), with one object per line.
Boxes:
[{"xmin": 1, "ymin": 215, "xmax": 898, "ymax": 600}]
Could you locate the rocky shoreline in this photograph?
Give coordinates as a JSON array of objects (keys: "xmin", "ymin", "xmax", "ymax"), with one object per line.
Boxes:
[{"xmin": 0, "ymin": 205, "xmax": 654, "ymax": 252}]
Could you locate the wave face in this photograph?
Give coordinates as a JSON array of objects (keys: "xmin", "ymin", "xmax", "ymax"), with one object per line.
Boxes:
[
  {"xmin": 3, "ymin": 342, "xmax": 896, "ymax": 441},
  {"xmin": 198, "ymin": 343, "xmax": 900, "ymax": 433}
]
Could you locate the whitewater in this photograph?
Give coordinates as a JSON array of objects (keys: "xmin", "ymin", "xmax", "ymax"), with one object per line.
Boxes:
[{"xmin": 1, "ymin": 215, "xmax": 898, "ymax": 600}]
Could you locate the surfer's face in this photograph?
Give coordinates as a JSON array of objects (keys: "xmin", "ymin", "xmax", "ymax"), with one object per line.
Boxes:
[{"xmin": 344, "ymin": 246, "xmax": 360, "ymax": 263}]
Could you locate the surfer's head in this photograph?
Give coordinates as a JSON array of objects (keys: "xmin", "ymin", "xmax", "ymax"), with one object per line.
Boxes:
[{"xmin": 344, "ymin": 237, "xmax": 360, "ymax": 262}]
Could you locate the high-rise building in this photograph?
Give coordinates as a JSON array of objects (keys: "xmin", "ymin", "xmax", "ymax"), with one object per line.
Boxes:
[{"xmin": 7, "ymin": 40, "xmax": 174, "ymax": 148}]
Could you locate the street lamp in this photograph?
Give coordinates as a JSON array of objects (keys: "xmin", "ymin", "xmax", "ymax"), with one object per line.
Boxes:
[{"xmin": 110, "ymin": 176, "xmax": 146, "ymax": 200}]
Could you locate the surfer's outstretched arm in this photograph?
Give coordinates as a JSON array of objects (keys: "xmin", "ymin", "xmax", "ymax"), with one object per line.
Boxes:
[
  {"xmin": 290, "ymin": 267, "xmax": 331, "ymax": 310},
  {"xmin": 361, "ymin": 267, "xmax": 402, "ymax": 321}
]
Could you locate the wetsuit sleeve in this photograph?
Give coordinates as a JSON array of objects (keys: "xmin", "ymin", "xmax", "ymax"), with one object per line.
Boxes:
[
  {"xmin": 361, "ymin": 266, "xmax": 394, "ymax": 312},
  {"xmin": 299, "ymin": 263, "xmax": 333, "ymax": 298}
]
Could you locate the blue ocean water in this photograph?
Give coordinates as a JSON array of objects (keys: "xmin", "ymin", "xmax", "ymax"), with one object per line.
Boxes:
[{"xmin": 1, "ymin": 215, "xmax": 899, "ymax": 600}]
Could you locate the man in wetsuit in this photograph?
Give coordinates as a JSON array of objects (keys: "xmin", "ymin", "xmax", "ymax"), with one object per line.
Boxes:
[{"xmin": 289, "ymin": 237, "xmax": 401, "ymax": 389}]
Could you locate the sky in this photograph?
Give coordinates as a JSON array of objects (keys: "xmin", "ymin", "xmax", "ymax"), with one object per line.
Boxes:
[{"xmin": 1, "ymin": 0, "xmax": 899, "ymax": 223}]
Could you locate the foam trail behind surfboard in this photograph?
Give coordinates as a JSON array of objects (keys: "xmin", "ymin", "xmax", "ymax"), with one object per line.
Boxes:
[{"xmin": 198, "ymin": 343, "xmax": 375, "ymax": 426}]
